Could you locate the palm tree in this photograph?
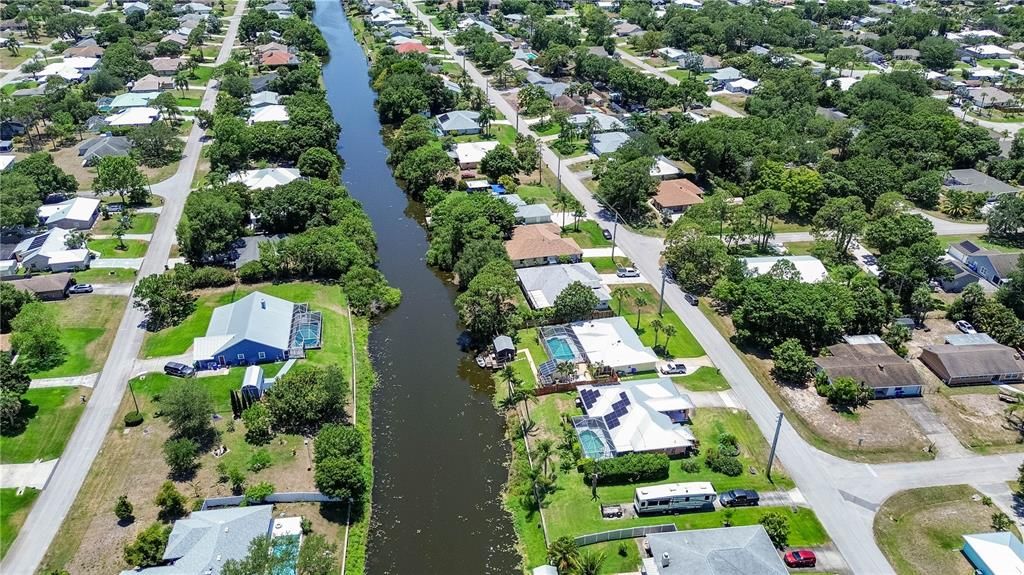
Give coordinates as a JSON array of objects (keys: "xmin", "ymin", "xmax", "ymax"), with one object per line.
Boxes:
[
  {"xmin": 662, "ymin": 324, "xmax": 678, "ymax": 354},
  {"xmin": 5, "ymin": 37, "xmax": 20, "ymax": 57},
  {"xmin": 650, "ymin": 318, "xmax": 664, "ymax": 350},
  {"xmin": 477, "ymin": 105, "xmax": 495, "ymax": 136},
  {"xmin": 174, "ymin": 71, "xmax": 190, "ymax": 96},
  {"xmin": 510, "ymin": 384, "xmax": 538, "ymax": 425},
  {"xmin": 556, "ymin": 360, "xmax": 575, "ymax": 383},
  {"xmin": 633, "ymin": 291, "xmax": 649, "ymax": 330},
  {"xmin": 612, "ymin": 287, "xmax": 628, "ymax": 316},
  {"xmin": 535, "ymin": 439, "xmax": 554, "ymax": 475},
  {"xmin": 941, "ymin": 190, "xmax": 971, "ymax": 219},
  {"xmin": 546, "ymin": 537, "xmax": 580, "ymax": 573},
  {"xmin": 572, "ymin": 550, "xmax": 606, "ymax": 575},
  {"xmin": 499, "ymin": 365, "xmax": 521, "ymax": 389},
  {"xmin": 555, "ymin": 190, "xmax": 570, "ymax": 230},
  {"xmin": 571, "ymin": 201, "xmax": 586, "ymax": 232}
]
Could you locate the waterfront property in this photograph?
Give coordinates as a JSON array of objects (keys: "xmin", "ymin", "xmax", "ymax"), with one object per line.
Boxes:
[
  {"xmin": 504, "ymin": 223, "xmax": 583, "ymax": 267},
  {"xmin": 573, "ymin": 378, "xmax": 696, "ymax": 460},
  {"xmin": 641, "ymin": 525, "xmax": 789, "ymax": 575},
  {"xmin": 192, "ymin": 291, "xmax": 322, "ymax": 369},
  {"xmin": 501, "ymin": 194, "xmax": 553, "ymax": 225},
  {"xmin": 516, "ymin": 262, "xmax": 610, "ymax": 310},
  {"xmin": 572, "ymin": 316, "xmax": 659, "ymax": 374}
]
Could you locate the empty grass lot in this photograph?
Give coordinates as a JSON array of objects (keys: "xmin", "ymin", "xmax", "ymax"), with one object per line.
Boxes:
[
  {"xmin": 610, "ymin": 284, "xmax": 704, "ymax": 358},
  {"xmin": 516, "ymin": 184, "xmax": 558, "ymax": 207},
  {"xmin": 562, "ymin": 220, "xmax": 611, "ymax": 248},
  {"xmin": 87, "ymin": 239, "xmax": 149, "ymax": 258},
  {"xmin": 91, "ymin": 213, "xmax": 157, "ymax": 235},
  {"xmin": 674, "ymin": 366, "xmax": 730, "ymax": 391},
  {"xmin": 73, "ymin": 267, "xmax": 138, "ymax": 284},
  {"xmin": 874, "ymin": 485, "xmax": 1018, "ymax": 575},
  {"xmin": 31, "ymin": 295, "xmax": 127, "ymax": 379},
  {"xmin": 0, "ymin": 387, "xmax": 86, "ymax": 464},
  {"xmin": 454, "ymin": 124, "xmax": 517, "ymax": 147},
  {"xmin": 0, "ymin": 488, "xmax": 39, "ymax": 559}
]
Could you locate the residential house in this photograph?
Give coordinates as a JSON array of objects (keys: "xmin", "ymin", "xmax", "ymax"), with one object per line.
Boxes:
[
  {"xmin": 741, "ymin": 255, "xmax": 828, "ymax": 283},
  {"xmin": 516, "ymin": 262, "xmax": 610, "ymax": 310},
  {"xmin": 966, "ymin": 44, "xmax": 1014, "ymax": 60},
  {"xmin": 37, "ymin": 197, "xmax": 100, "ymax": 230},
  {"xmin": 131, "ymin": 74, "xmax": 174, "ymax": 92},
  {"xmin": 106, "ymin": 107, "xmax": 161, "ymax": 127},
  {"xmin": 255, "ymin": 41, "xmax": 291, "ymax": 54},
  {"xmin": 854, "ymin": 44, "xmax": 884, "ymax": 64},
  {"xmin": 247, "ymin": 104, "xmax": 289, "ymax": 125},
  {"xmin": 947, "ymin": 240, "xmax": 1021, "ymax": 286},
  {"xmin": 193, "ymin": 291, "xmax": 320, "ymax": 369},
  {"xmin": 436, "ymin": 110, "xmax": 481, "ymax": 135},
  {"xmin": 572, "ymin": 317, "xmax": 661, "ymax": 375},
  {"xmin": 569, "ymin": 111, "xmax": 625, "ymax": 132},
  {"xmin": 151, "ymin": 57, "xmax": 183, "ymax": 76},
  {"xmin": 614, "ymin": 22, "xmax": 642, "ymax": 36},
  {"xmin": 64, "ymin": 45, "xmax": 104, "ymax": 58},
  {"xmin": 501, "ymin": 194, "xmax": 553, "ymax": 225},
  {"xmin": 227, "ymin": 167, "xmax": 301, "ymax": 190},
  {"xmin": 641, "ymin": 526, "xmax": 789, "ymax": 575},
  {"xmin": 748, "ymin": 45, "xmax": 771, "ymax": 56},
  {"xmin": 453, "ymin": 141, "xmax": 499, "ymax": 169},
  {"xmin": 656, "ymin": 47, "xmax": 686, "ymax": 62},
  {"xmin": 652, "ymin": 178, "xmax": 704, "ymax": 214},
  {"xmin": 698, "ymin": 54, "xmax": 722, "ymax": 72},
  {"xmin": 965, "ymin": 68, "xmax": 1004, "ymax": 82},
  {"xmin": 552, "ymin": 95, "xmax": 585, "ymax": 115},
  {"xmin": 250, "ymin": 72, "xmax": 279, "ymax": 93},
  {"xmin": 938, "ymin": 258, "xmax": 979, "ymax": 293},
  {"xmin": 962, "ymin": 532, "xmax": 1024, "ymax": 575},
  {"xmin": 0, "ymin": 260, "xmax": 17, "ymax": 278},
  {"xmin": 945, "ymin": 333, "xmax": 998, "ymax": 346},
  {"xmin": 725, "ymin": 78, "xmax": 758, "ymax": 94},
  {"xmin": 260, "ymin": 50, "xmax": 300, "ymax": 67},
  {"xmin": 944, "ymin": 168, "xmax": 1019, "ymax": 197},
  {"xmin": 893, "ymin": 48, "xmax": 920, "ymax": 60},
  {"xmin": 966, "ymin": 87, "xmax": 1016, "ymax": 109},
  {"xmin": 5, "ymin": 273, "xmax": 74, "ymax": 301},
  {"xmin": 395, "ymin": 42, "xmax": 428, "ymax": 54},
  {"xmin": 109, "ymin": 91, "xmax": 161, "ymax": 110},
  {"xmin": 919, "ymin": 343, "xmax": 1024, "ymax": 386},
  {"xmin": 263, "ymin": 1, "xmax": 293, "ymax": 16},
  {"xmin": 161, "ymin": 32, "xmax": 190, "ymax": 46},
  {"xmin": 650, "ymin": 155, "xmax": 682, "ymax": 180},
  {"xmin": 813, "ymin": 342, "xmax": 925, "ymax": 399},
  {"xmin": 12, "ymin": 228, "xmax": 91, "ymax": 272},
  {"xmin": 123, "ymin": 1, "xmax": 150, "ymax": 14},
  {"xmin": 249, "ymin": 91, "xmax": 280, "ymax": 108},
  {"xmin": 232, "ymin": 234, "xmax": 286, "ymax": 269},
  {"xmin": 0, "ymin": 155, "xmax": 14, "ymax": 171},
  {"xmin": 175, "ymin": 1, "xmax": 213, "ymax": 12},
  {"xmin": 590, "ymin": 131, "xmax": 630, "ymax": 155},
  {"xmin": 504, "ymin": 223, "xmax": 582, "ymax": 267},
  {"xmin": 710, "ymin": 67, "xmax": 743, "ymax": 84}
]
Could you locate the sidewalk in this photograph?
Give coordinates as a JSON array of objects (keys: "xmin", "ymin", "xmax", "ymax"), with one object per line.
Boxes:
[
  {"xmin": 30, "ymin": 373, "xmax": 98, "ymax": 389},
  {"xmin": 90, "ymin": 258, "xmax": 144, "ymax": 269},
  {"xmin": 0, "ymin": 460, "xmax": 58, "ymax": 490}
]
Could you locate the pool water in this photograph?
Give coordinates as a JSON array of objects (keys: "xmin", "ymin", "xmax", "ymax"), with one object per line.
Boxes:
[
  {"xmin": 579, "ymin": 430, "xmax": 608, "ymax": 459},
  {"xmin": 546, "ymin": 337, "xmax": 576, "ymax": 362},
  {"xmin": 271, "ymin": 534, "xmax": 300, "ymax": 575}
]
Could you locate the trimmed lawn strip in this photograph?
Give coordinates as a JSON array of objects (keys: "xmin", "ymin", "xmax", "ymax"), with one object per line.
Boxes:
[
  {"xmin": 562, "ymin": 220, "xmax": 611, "ymax": 248},
  {"xmin": 517, "ymin": 327, "xmax": 551, "ymax": 366},
  {"xmin": 92, "ymin": 213, "xmax": 158, "ymax": 235},
  {"xmin": 610, "ymin": 285, "xmax": 704, "ymax": 358},
  {"xmin": 584, "ymin": 256, "xmax": 631, "ymax": 274},
  {"xmin": 87, "ymin": 239, "xmax": 149, "ymax": 259},
  {"xmin": 674, "ymin": 366, "xmax": 730, "ymax": 391},
  {"xmin": 517, "ymin": 184, "xmax": 558, "ymax": 208},
  {"xmin": 0, "ymin": 387, "xmax": 86, "ymax": 464},
  {"xmin": 0, "ymin": 488, "xmax": 39, "ymax": 559},
  {"xmin": 31, "ymin": 296, "xmax": 127, "ymax": 379},
  {"xmin": 73, "ymin": 267, "xmax": 138, "ymax": 284}
]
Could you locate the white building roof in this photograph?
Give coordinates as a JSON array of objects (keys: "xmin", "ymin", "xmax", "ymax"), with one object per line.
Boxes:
[
  {"xmin": 741, "ymin": 255, "xmax": 828, "ymax": 283},
  {"xmin": 515, "ymin": 262, "xmax": 609, "ymax": 309},
  {"xmin": 193, "ymin": 291, "xmax": 294, "ymax": 362},
  {"xmin": 569, "ymin": 111, "xmax": 625, "ymax": 132},
  {"xmin": 13, "ymin": 227, "xmax": 73, "ymax": 260},
  {"xmin": 247, "ymin": 104, "xmax": 289, "ymax": 124},
  {"xmin": 454, "ymin": 141, "xmax": 499, "ymax": 165},
  {"xmin": 636, "ymin": 481, "xmax": 714, "ymax": 500},
  {"xmin": 62, "ymin": 56, "xmax": 99, "ymax": 69},
  {"xmin": 571, "ymin": 316, "xmax": 659, "ymax": 371},
  {"xmin": 107, "ymin": 107, "xmax": 160, "ymax": 126},
  {"xmin": 578, "ymin": 378, "xmax": 696, "ymax": 454},
  {"xmin": 0, "ymin": 155, "xmax": 14, "ymax": 171},
  {"xmin": 727, "ymin": 78, "xmax": 759, "ymax": 91},
  {"xmin": 833, "ymin": 76, "xmax": 861, "ymax": 91},
  {"xmin": 973, "ymin": 44, "xmax": 1014, "ymax": 58},
  {"xmin": 37, "ymin": 197, "xmax": 100, "ymax": 225},
  {"xmin": 650, "ymin": 156, "xmax": 681, "ymax": 178},
  {"xmin": 963, "ymin": 532, "xmax": 1024, "ymax": 575},
  {"xmin": 947, "ymin": 29, "xmax": 1004, "ymax": 41},
  {"xmin": 227, "ymin": 167, "xmax": 300, "ymax": 190},
  {"xmin": 38, "ymin": 63, "xmax": 83, "ymax": 81}
]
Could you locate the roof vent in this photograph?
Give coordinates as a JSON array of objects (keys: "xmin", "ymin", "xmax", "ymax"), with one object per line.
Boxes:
[
  {"xmin": 878, "ymin": 364, "xmax": 885, "ymax": 371},
  {"xmin": 662, "ymin": 552, "xmax": 671, "ymax": 567},
  {"xmin": 260, "ymin": 299, "xmax": 266, "ymax": 309}
]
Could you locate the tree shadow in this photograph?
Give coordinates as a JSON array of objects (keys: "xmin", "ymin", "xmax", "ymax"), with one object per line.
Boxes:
[{"xmin": 0, "ymin": 399, "xmax": 40, "ymax": 437}]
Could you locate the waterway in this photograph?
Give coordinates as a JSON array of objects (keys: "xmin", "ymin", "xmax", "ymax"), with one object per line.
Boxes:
[{"xmin": 312, "ymin": 1, "xmax": 520, "ymax": 573}]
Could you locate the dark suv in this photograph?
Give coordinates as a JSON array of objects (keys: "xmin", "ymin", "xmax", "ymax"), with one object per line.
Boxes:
[
  {"xmin": 164, "ymin": 362, "xmax": 195, "ymax": 378},
  {"xmin": 718, "ymin": 489, "xmax": 760, "ymax": 508}
]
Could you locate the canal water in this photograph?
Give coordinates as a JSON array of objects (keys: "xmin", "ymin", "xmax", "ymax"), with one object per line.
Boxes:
[{"xmin": 312, "ymin": 1, "xmax": 520, "ymax": 573}]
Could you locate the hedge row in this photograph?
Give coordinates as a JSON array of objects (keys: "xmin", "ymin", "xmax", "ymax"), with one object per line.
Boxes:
[{"xmin": 577, "ymin": 453, "xmax": 670, "ymax": 485}]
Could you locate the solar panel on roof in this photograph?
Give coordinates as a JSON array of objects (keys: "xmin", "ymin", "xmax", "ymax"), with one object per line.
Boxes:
[
  {"xmin": 621, "ymin": 395, "xmax": 630, "ymax": 406},
  {"xmin": 27, "ymin": 235, "xmax": 47, "ymax": 251},
  {"xmin": 606, "ymin": 417, "xmax": 620, "ymax": 430}
]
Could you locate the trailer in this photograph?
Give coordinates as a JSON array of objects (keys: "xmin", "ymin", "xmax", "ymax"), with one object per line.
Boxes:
[{"xmin": 634, "ymin": 482, "xmax": 716, "ymax": 515}]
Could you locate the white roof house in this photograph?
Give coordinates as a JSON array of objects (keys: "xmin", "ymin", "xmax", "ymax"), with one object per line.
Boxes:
[
  {"xmin": 571, "ymin": 316, "xmax": 659, "ymax": 373},
  {"xmin": 453, "ymin": 141, "xmax": 499, "ymax": 168},
  {"xmin": 575, "ymin": 378, "xmax": 696, "ymax": 457},
  {"xmin": 971, "ymin": 44, "xmax": 1014, "ymax": 58},
  {"xmin": 227, "ymin": 167, "xmax": 301, "ymax": 190},
  {"xmin": 963, "ymin": 532, "xmax": 1024, "ymax": 575},
  {"xmin": 12, "ymin": 228, "xmax": 91, "ymax": 272},
  {"xmin": 500, "ymin": 194, "xmax": 553, "ymax": 225},
  {"xmin": 62, "ymin": 57, "xmax": 100, "ymax": 70},
  {"xmin": 106, "ymin": 107, "xmax": 160, "ymax": 126},
  {"xmin": 247, "ymin": 104, "xmax": 289, "ymax": 124},
  {"xmin": 192, "ymin": 291, "xmax": 296, "ymax": 366},
  {"xmin": 36, "ymin": 197, "xmax": 100, "ymax": 230},
  {"xmin": 568, "ymin": 111, "xmax": 625, "ymax": 132},
  {"xmin": 711, "ymin": 67, "xmax": 743, "ymax": 82},
  {"xmin": 0, "ymin": 155, "xmax": 14, "ymax": 171},
  {"xmin": 742, "ymin": 255, "xmax": 828, "ymax": 283},
  {"xmin": 725, "ymin": 78, "xmax": 759, "ymax": 94},
  {"xmin": 250, "ymin": 91, "xmax": 281, "ymax": 108},
  {"xmin": 515, "ymin": 262, "xmax": 610, "ymax": 309},
  {"xmin": 38, "ymin": 63, "xmax": 84, "ymax": 81},
  {"xmin": 650, "ymin": 155, "xmax": 681, "ymax": 179},
  {"xmin": 947, "ymin": 29, "xmax": 1004, "ymax": 41}
]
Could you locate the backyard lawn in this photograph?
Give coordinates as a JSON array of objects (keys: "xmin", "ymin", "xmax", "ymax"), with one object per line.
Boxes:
[
  {"xmin": 977, "ymin": 58, "xmax": 1014, "ymax": 69},
  {"xmin": 610, "ymin": 284, "xmax": 704, "ymax": 358},
  {"xmin": 939, "ymin": 234, "xmax": 1022, "ymax": 252},
  {"xmin": 91, "ymin": 213, "xmax": 157, "ymax": 235},
  {"xmin": 0, "ymin": 387, "xmax": 86, "ymax": 464},
  {"xmin": 0, "ymin": 488, "xmax": 39, "ymax": 559},
  {"xmin": 87, "ymin": 239, "xmax": 149, "ymax": 259},
  {"xmin": 562, "ymin": 220, "xmax": 611, "ymax": 248},
  {"xmin": 454, "ymin": 124, "xmax": 517, "ymax": 147},
  {"xmin": 874, "ymin": 485, "xmax": 1016, "ymax": 575},
  {"xmin": 532, "ymin": 122, "xmax": 561, "ymax": 137},
  {"xmin": 31, "ymin": 296, "xmax": 127, "ymax": 379},
  {"xmin": 674, "ymin": 366, "xmax": 730, "ymax": 391},
  {"xmin": 73, "ymin": 267, "xmax": 138, "ymax": 284}
]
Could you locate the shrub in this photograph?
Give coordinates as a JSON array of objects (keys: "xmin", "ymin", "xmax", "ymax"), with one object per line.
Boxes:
[
  {"xmin": 301, "ymin": 517, "xmax": 313, "ymax": 535},
  {"xmin": 237, "ymin": 260, "xmax": 270, "ymax": 284},
  {"xmin": 577, "ymin": 453, "xmax": 670, "ymax": 485},
  {"xmin": 114, "ymin": 494, "xmax": 135, "ymax": 523},
  {"xmin": 154, "ymin": 481, "xmax": 187, "ymax": 521},
  {"xmin": 759, "ymin": 512, "xmax": 790, "ymax": 548},
  {"xmin": 705, "ymin": 447, "xmax": 743, "ymax": 477},
  {"xmin": 314, "ymin": 456, "xmax": 367, "ymax": 500},
  {"xmin": 123, "ymin": 523, "xmax": 171, "ymax": 568},
  {"xmin": 242, "ymin": 403, "xmax": 274, "ymax": 445},
  {"xmin": 314, "ymin": 424, "xmax": 363, "ymax": 465},
  {"xmin": 248, "ymin": 448, "xmax": 272, "ymax": 472},
  {"xmin": 680, "ymin": 459, "xmax": 701, "ymax": 474},
  {"xmin": 228, "ymin": 466, "xmax": 246, "ymax": 495},
  {"xmin": 124, "ymin": 411, "xmax": 144, "ymax": 427},
  {"xmin": 163, "ymin": 438, "xmax": 200, "ymax": 478},
  {"xmin": 244, "ymin": 481, "xmax": 274, "ymax": 505},
  {"xmin": 190, "ymin": 266, "xmax": 236, "ymax": 288}
]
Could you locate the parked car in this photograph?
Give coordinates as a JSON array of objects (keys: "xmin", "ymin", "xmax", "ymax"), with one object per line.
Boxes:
[
  {"xmin": 683, "ymin": 293, "xmax": 698, "ymax": 306},
  {"xmin": 718, "ymin": 489, "xmax": 760, "ymax": 508},
  {"xmin": 616, "ymin": 267, "xmax": 640, "ymax": 278},
  {"xmin": 601, "ymin": 228, "xmax": 613, "ymax": 240},
  {"xmin": 659, "ymin": 363, "xmax": 687, "ymax": 375},
  {"xmin": 68, "ymin": 284, "xmax": 93, "ymax": 294},
  {"xmin": 861, "ymin": 254, "xmax": 877, "ymax": 265},
  {"xmin": 955, "ymin": 320, "xmax": 977, "ymax": 334},
  {"xmin": 164, "ymin": 362, "xmax": 195, "ymax": 378},
  {"xmin": 783, "ymin": 549, "xmax": 817, "ymax": 568}
]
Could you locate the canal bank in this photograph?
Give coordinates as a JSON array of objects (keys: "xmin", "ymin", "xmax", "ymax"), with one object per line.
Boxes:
[{"xmin": 312, "ymin": 1, "xmax": 520, "ymax": 573}]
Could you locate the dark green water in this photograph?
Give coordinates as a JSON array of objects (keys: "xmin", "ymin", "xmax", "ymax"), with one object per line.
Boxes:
[{"xmin": 312, "ymin": 2, "xmax": 520, "ymax": 572}]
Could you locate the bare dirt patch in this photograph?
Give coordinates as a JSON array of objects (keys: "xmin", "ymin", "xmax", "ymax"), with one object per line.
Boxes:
[{"xmin": 905, "ymin": 318, "xmax": 960, "ymax": 358}]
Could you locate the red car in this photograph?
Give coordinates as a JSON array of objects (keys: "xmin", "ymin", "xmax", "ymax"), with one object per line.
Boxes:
[{"xmin": 784, "ymin": 550, "xmax": 817, "ymax": 568}]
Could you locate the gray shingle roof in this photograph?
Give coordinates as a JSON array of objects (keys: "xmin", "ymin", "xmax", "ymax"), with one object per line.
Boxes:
[
  {"xmin": 516, "ymin": 262, "xmax": 609, "ymax": 309},
  {"xmin": 193, "ymin": 291, "xmax": 294, "ymax": 361},
  {"xmin": 436, "ymin": 110, "xmax": 480, "ymax": 132},
  {"xmin": 645, "ymin": 526, "xmax": 788, "ymax": 575}
]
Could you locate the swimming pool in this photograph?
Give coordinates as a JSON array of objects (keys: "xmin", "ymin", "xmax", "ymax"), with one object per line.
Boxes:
[
  {"xmin": 271, "ymin": 534, "xmax": 300, "ymax": 575},
  {"xmin": 546, "ymin": 336, "xmax": 577, "ymax": 362},
  {"xmin": 578, "ymin": 429, "xmax": 612, "ymax": 460}
]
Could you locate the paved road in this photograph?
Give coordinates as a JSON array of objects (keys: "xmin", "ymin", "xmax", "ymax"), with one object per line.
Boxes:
[
  {"xmin": 405, "ymin": 8, "xmax": 1024, "ymax": 574},
  {"xmin": 0, "ymin": 2, "xmax": 247, "ymax": 572}
]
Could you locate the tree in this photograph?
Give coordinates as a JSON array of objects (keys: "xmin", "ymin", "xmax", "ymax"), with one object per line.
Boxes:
[
  {"xmin": 0, "ymin": 352, "xmax": 30, "ymax": 426},
  {"xmin": 771, "ymin": 339, "xmax": 814, "ymax": 384},
  {"xmin": 130, "ymin": 122, "xmax": 183, "ymax": 167},
  {"xmin": 0, "ymin": 172, "xmax": 42, "ymax": 229},
  {"xmin": 244, "ymin": 481, "xmax": 274, "ymax": 504},
  {"xmin": 997, "ymin": 256, "xmax": 1024, "ymax": 320},
  {"xmin": 163, "ymin": 437, "xmax": 200, "ymax": 478},
  {"xmin": 133, "ymin": 272, "xmax": 198, "ymax": 330},
  {"xmin": 123, "ymin": 523, "xmax": 171, "ymax": 568},
  {"xmin": 394, "ymin": 145, "xmax": 456, "ymax": 197},
  {"xmin": 264, "ymin": 365, "xmax": 348, "ymax": 434},
  {"xmin": 454, "ymin": 260, "xmax": 523, "ymax": 341},
  {"xmin": 114, "ymin": 494, "xmax": 135, "ymax": 524},
  {"xmin": 153, "ymin": 92, "xmax": 180, "ymax": 124},
  {"xmin": 988, "ymin": 194, "xmax": 1024, "ymax": 244},
  {"xmin": 314, "ymin": 424, "xmax": 363, "ymax": 465},
  {"xmin": 672, "ymin": 77, "xmax": 710, "ymax": 112},
  {"xmin": 10, "ymin": 152, "xmax": 76, "ymax": 196},
  {"xmin": 818, "ymin": 375, "xmax": 872, "ymax": 410},
  {"xmin": 633, "ymin": 290, "xmax": 649, "ymax": 330},
  {"xmin": 759, "ymin": 511, "xmax": 790, "ymax": 548},
  {"xmin": 94, "ymin": 156, "xmax": 150, "ymax": 206},
  {"xmin": 161, "ymin": 380, "xmax": 215, "ymax": 443},
  {"xmin": 546, "ymin": 536, "xmax": 580, "ymax": 572},
  {"xmin": 664, "ymin": 222, "xmax": 732, "ymax": 295},
  {"xmin": 296, "ymin": 533, "xmax": 339, "ymax": 575},
  {"xmin": 572, "ymin": 550, "xmax": 606, "ymax": 575},
  {"xmin": 748, "ymin": 190, "xmax": 791, "ymax": 251},
  {"xmin": 315, "ymin": 456, "xmax": 367, "ymax": 501},
  {"xmin": 812, "ymin": 196, "xmax": 867, "ymax": 258},
  {"xmin": 553, "ymin": 281, "xmax": 599, "ymax": 323},
  {"xmin": 298, "ymin": 147, "xmax": 342, "ymax": 181},
  {"xmin": 242, "ymin": 403, "xmax": 274, "ymax": 445},
  {"xmin": 0, "ymin": 283, "xmax": 36, "ymax": 333},
  {"xmin": 598, "ymin": 156, "xmax": 655, "ymax": 218},
  {"xmin": 222, "ymin": 536, "xmax": 290, "ymax": 575},
  {"xmin": 918, "ymin": 36, "xmax": 957, "ymax": 71},
  {"xmin": 177, "ymin": 187, "xmax": 246, "ymax": 263},
  {"xmin": 10, "ymin": 302, "xmax": 65, "ymax": 372},
  {"xmin": 154, "ymin": 481, "xmax": 187, "ymax": 521},
  {"xmin": 479, "ymin": 144, "xmax": 520, "ymax": 181}
]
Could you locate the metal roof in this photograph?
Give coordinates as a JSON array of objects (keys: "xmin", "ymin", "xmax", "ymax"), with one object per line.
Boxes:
[
  {"xmin": 644, "ymin": 526, "xmax": 788, "ymax": 575},
  {"xmin": 193, "ymin": 291, "xmax": 294, "ymax": 361}
]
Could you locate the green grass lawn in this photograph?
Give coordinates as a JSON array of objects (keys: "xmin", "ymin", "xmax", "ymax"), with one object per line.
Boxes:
[
  {"xmin": 131, "ymin": 369, "xmax": 245, "ymax": 414},
  {"xmin": 454, "ymin": 124, "xmax": 517, "ymax": 147},
  {"xmin": 176, "ymin": 96, "xmax": 203, "ymax": 107},
  {"xmin": 674, "ymin": 366, "xmax": 730, "ymax": 391},
  {"xmin": 782, "ymin": 241, "xmax": 816, "ymax": 256},
  {"xmin": 86, "ymin": 239, "xmax": 149, "ymax": 258},
  {"xmin": 532, "ymin": 122, "xmax": 561, "ymax": 137},
  {"xmin": 666, "ymin": 69, "xmax": 712, "ymax": 83},
  {"xmin": 517, "ymin": 184, "xmax": 558, "ymax": 207},
  {"xmin": 31, "ymin": 296, "xmax": 127, "ymax": 379},
  {"xmin": 73, "ymin": 268, "xmax": 138, "ymax": 285},
  {"xmin": 584, "ymin": 256, "xmax": 632, "ymax": 274},
  {"xmin": 91, "ymin": 213, "xmax": 157, "ymax": 235},
  {"xmin": 0, "ymin": 387, "xmax": 86, "ymax": 464},
  {"xmin": 562, "ymin": 221, "xmax": 611, "ymax": 248},
  {"xmin": 940, "ymin": 234, "xmax": 1023, "ymax": 252},
  {"xmin": 610, "ymin": 285, "xmax": 704, "ymax": 358},
  {"xmin": 799, "ymin": 51, "xmax": 826, "ymax": 62},
  {"xmin": 978, "ymin": 58, "xmax": 1014, "ymax": 69},
  {"xmin": 588, "ymin": 540, "xmax": 641, "ymax": 573},
  {"xmin": 0, "ymin": 488, "xmax": 39, "ymax": 559},
  {"xmin": 553, "ymin": 139, "xmax": 591, "ymax": 159},
  {"xmin": 189, "ymin": 65, "xmax": 215, "ymax": 84},
  {"xmin": 517, "ymin": 328, "xmax": 551, "ymax": 367}
]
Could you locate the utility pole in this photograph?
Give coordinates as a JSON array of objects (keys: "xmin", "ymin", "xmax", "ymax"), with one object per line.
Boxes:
[
  {"xmin": 128, "ymin": 379, "xmax": 140, "ymax": 414},
  {"xmin": 609, "ymin": 217, "xmax": 619, "ymax": 261},
  {"xmin": 657, "ymin": 264, "xmax": 667, "ymax": 316},
  {"xmin": 766, "ymin": 411, "xmax": 783, "ymax": 482}
]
